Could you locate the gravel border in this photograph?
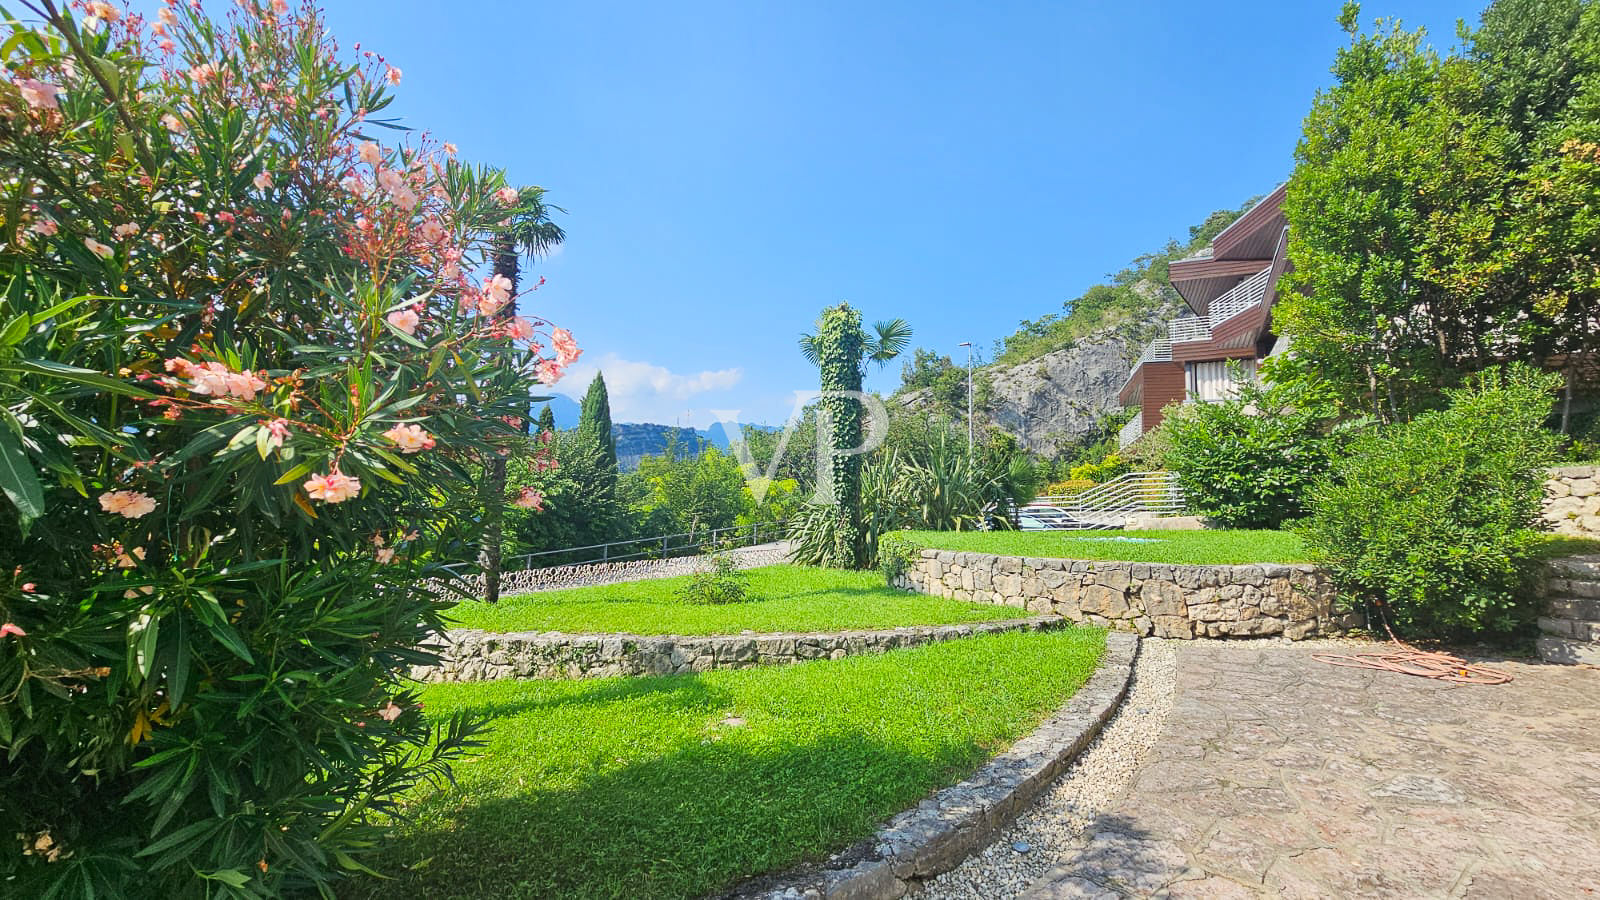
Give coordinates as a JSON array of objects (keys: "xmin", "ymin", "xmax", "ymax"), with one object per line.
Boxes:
[{"xmin": 730, "ymin": 631, "xmax": 1139, "ymax": 900}]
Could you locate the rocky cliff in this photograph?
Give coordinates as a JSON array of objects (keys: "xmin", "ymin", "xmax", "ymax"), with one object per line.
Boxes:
[{"xmin": 980, "ymin": 280, "xmax": 1182, "ymax": 456}]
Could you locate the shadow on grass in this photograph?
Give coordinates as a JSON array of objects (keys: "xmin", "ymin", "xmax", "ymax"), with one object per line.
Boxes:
[
  {"xmin": 439, "ymin": 672, "xmax": 733, "ymax": 720},
  {"xmin": 345, "ymin": 722, "xmax": 985, "ymax": 900}
]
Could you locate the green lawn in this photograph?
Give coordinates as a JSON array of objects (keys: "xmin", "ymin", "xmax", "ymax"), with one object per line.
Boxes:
[
  {"xmin": 1531, "ymin": 534, "xmax": 1600, "ymax": 558},
  {"xmin": 448, "ymin": 565, "xmax": 1029, "ymax": 634},
  {"xmin": 351, "ymin": 628, "xmax": 1106, "ymax": 900},
  {"xmin": 904, "ymin": 529, "xmax": 1309, "ymax": 564}
]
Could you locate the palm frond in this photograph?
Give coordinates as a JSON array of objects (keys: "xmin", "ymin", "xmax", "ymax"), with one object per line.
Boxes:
[
  {"xmin": 866, "ymin": 318, "xmax": 913, "ymax": 366},
  {"xmin": 798, "ymin": 333, "xmax": 820, "ymax": 366}
]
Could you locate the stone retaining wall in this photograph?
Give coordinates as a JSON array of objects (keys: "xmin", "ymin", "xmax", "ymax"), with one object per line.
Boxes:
[
  {"xmin": 898, "ymin": 551, "xmax": 1353, "ymax": 640},
  {"xmin": 413, "ymin": 615, "xmax": 1063, "ymax": 683},
  {"xmin": 1544, "ymin": 465, "xmax": 1600, "ymax": 538}
]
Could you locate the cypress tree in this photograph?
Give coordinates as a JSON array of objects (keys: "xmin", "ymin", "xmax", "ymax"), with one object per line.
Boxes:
[
  {"xmin": 578, "ymin": 373, "xmax": 618, "ymax": 470},
  {"xmin": 536, "ymin": 402, "xmax": 557, "ymax": 435}
]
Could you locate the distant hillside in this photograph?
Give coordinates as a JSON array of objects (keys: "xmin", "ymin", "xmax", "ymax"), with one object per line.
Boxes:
[
  {"xmin": 612, "ymin": 424, "xmax": 706, "ymax": 472},
  {"xmin": 991, "ymin": 199, "xmax": 1260, "ymax": 367},
  {"xmin": 897, "ymin": 197, "xmax": 1261, "ymax": 458}
]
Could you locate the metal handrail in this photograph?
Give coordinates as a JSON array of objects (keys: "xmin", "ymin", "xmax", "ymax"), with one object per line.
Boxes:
[
  {"xmin": 1025, "ymin": 471, "xmax": 1184, "ymax": 530},
  {"xmin": 498, "ymin": 519, "xmax": 788, "ymax": 571}
]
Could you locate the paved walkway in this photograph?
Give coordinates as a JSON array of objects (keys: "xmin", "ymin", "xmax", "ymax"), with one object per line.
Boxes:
[{"xmin": 1023, "ymin": 642, "xmax": 1600, "ymax": 898}]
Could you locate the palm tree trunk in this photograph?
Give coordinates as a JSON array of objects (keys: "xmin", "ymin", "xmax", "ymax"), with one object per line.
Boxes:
[{"xmin": 477, "ymin": 239, "xmax": 520, "ymax": 603}]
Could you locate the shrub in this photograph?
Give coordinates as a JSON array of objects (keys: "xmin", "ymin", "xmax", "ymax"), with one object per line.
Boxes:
[
  {"xmin": 1068, "ymin": 452, "xmax": 1131, "ymax": 484},
  {"xmin": 1162, "ymin": 378, "xmax": 1349, "ymax": 529},
  {"xmin": 1298, "ymin": 365, "xmax": 1561, "ymax": 639},
  {"xmin": 0, "ymin": 4, "xmax": 576, "ymax": 895},
  {"xmin": 1043, "ymin": 478, "xmax": 1095, "ymax": 497},
  {"xmin": 876, "ymin": 532, "xmax": 919, "ymax": 586},
  {"xmin": 676, "ymin": 554, "xmax": 752, "ymax": 605}
]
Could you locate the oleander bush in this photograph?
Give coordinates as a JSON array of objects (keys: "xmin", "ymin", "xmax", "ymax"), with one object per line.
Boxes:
[
  {"xmin": 1298, "ymin": 365, "xmax": 1561, "ymax": 639},
  {"xmin": 0, "ymin": 2, "xmax": 575, "ymax": 896}
]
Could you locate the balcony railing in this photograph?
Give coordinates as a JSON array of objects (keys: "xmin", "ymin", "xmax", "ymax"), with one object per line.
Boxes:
[{"xmin": 1118, "ymin": 414, "xmax": 1143, "ymax": 448}]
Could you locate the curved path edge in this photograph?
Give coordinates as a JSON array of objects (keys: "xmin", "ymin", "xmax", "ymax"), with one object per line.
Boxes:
[
  {"xmin": 730, "ymin": 631, "xmax": 1140, "ymax": 900},
  {"xmin": 413, "ymin": 615, "xmax": 1066, "ymax": 683}
]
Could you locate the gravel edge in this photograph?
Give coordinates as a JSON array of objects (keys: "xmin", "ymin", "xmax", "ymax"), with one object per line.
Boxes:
[{"xmin": 733, "ymin": 631, "xmax": 1139, "ymax": 900}]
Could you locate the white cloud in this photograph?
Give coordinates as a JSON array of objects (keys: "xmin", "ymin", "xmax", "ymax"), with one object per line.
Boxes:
[{"xmin": 555, "ymin": 353, "xmax": 743, "ymax": 425}]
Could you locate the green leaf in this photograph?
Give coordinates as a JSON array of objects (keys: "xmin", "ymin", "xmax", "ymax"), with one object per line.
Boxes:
[
  {"xmin": 0, "ymin": 312, "xmax": 28, "ymax": 347},
  {"xmin": 0, "ymin": 426, "xmax": 43, "ymax": 525},
  {"xmin": 273, "ymin": 460, "xmax": 314, "ymax": 486}
]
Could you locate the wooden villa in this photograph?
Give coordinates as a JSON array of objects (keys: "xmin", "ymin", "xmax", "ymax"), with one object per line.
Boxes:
[{"xmin": 1117, "ymin": 185, "xmax": 1290, "ymax": 447}]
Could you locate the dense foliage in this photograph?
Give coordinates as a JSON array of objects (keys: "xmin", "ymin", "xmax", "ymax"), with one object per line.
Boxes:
[
  {"xmin": 1162, "ymin": 377, "xmax": 1353, "ymax": 529},
  {"xmin": 0, "ymin": 3, "xmax": 575, "ymax": 894},
  {"xmin": 1298, "ymin": 366, "xmax": 1561, "ymax": 639},
  {"xmin": 1280, "ymin": 0, "xmax": 1600, "ymax": 424}
]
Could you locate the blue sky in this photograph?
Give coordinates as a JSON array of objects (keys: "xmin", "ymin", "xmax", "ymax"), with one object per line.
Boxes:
[{"xmin": 318, "ymin": 0, "xmax": 1482, "ymax": 427}]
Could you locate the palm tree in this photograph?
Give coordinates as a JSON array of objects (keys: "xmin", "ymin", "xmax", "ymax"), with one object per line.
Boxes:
[
  {"xmin": 479, "ymin": 185, "xmax": 565, "ymax": 604},
  {"xmin": 794, "ymin": 304, "xmax": 911, "ymax": 568}
]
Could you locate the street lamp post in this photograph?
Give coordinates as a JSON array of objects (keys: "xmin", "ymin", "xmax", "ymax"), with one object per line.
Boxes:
[{"xmin": 958, "ymin": 341, "xmax": 973, "ymax": 456}]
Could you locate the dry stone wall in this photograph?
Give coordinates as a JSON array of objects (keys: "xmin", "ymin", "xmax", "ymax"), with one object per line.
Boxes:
[
  {"xmin": 413, "ymin": 615, "xmax": 1063, "ymax": 683},
  {"xmin": 898, "ymin": 550, "xmax": 1352, "ymax": 640},
  {"xmin": 1544, "ymin": 466, "xmax": 1600, "ymax": 538}
]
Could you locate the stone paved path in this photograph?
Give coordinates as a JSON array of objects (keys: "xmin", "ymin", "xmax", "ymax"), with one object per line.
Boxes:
[{"xmin": 1022, "ymin": 642, "xmax": 1600, "ymax": 899}]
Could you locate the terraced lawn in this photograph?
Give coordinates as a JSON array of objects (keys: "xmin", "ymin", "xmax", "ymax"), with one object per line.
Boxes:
[
  {"xmin": 448, "ymin": 564, "xmax": 1029, "ymax": 634},
  {"xmin": 352, "ymin": 627, "xmax": 1107, "ymax": 900},
  {"xmin": 904, "ymin": 529, "xmax": 1310, "ymax": 565}
]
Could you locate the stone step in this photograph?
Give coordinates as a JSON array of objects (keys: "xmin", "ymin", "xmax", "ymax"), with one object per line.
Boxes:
[
  {"xmin": 1547, "ymin": 577, "xmax": 1600, "ymax": 600},
  {"xmin": 1548, "ymin": 597, "xmax": 1600, "ymax": 621},
  {"xmin": 1549, "ymin": 556, "xmax": 1600, "ymax": 580},
  {"xmin": 1537, "ymin": 617, "xmax": 1600, "ymax": 642},
  {"xmin": 1537, "ymin": 635, "xmax": 1600, "ymax": 666}
]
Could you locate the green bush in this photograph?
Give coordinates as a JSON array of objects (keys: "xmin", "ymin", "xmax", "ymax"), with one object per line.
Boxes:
[
  {"xmin": 876, "ymin": 532, "xmax": 920, "ymax": 586},
  {"xmin": 675, "ymin": 555, "xmax": 752, "ymax": 605},
  {"xmin": 0, "ymin": 4, "xmax": 575, "ymax": 895},
  {"xmin": 1298, "ymin": 365, "xmax": 1562, "ymax": 639},
  {"xmin": 1162, "ymin": 377, "xmax": 1349, "ymax": 529}
]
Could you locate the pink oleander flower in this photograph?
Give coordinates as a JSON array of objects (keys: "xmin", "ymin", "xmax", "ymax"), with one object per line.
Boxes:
[
  {"xmin": 99, "ymin": 490, "xmax": 158, "ymax": 519},
  {"xmin": 496, "ymin": 187, "xmax": 520, "ymax": 206},
  {"xmin": 264, "ymin": 417, "xmax": 291, "ymax": 449},
  {"xmin": 253, "ymin": 171, "xmax": 273, "ymax": 190},
  {"xmin": 386, "ymin": 308, "xmax": 420, "ymax": 335},
  {"xmin": 419, "ymin": 219, "xmax": 446, "ymax": 243},
  {"xmin": 506, "ymin": 317, "xmax": 536, "ymax": 341},
  {"xmin": 552, "ymin": 327, "xmax": 581, "ymax": 366},
  {"xmin": 124, "ymin": 585, "xmax": 155, "ymax": 599},
  {"xmin": 359, "ymin": 141, "xmax": 383, "ymax": 165},
  {"xmin": 214, "ymin": 211, "xmax": 237, "ymax": 226},
  {"xmin": 513, "ymin": 487, "xmax": 545, "ymax": 510},
  {"xmin": 161, "ymin": 112, "xmax": 185, "ymax": 133},
  {"xmin": 376, "ymin": 168, "xmax": 403, "ymax": 193},
  {"xmin": 390, "ymin": 184, "xmax": 419, "ymax": 211},
  {"xmin": 16, "ymin": 78, "xmax": 61, "ymax": 110},
  {"xmin": 86, "ymin": 1, "xmax": 121, "ymax": 22},
  {"xmin": 535, "ymin": 359, "xmax": 565, "ymax": 385},
  {"xmin": 378, "ymin": 700, "xmax": 403, "ymax": 721},
  {"xmin": 159, "ymin": 7, "xmax": 178, "ymax": 25},
  {"xmin": 443, "ymin": 142, "xmax": 458, "ymax": 156},
  {"xmin": 158, "ymin": 37, "xmax": 176, "ymax": 53},
  {"xmin": 84, "ymin": 237, "xmax": 114, "ymax": 259},
  {"xmin": 0, "ymin": 623, "xmax": 24, "ymax": 639},
  {"xmin": 383, "ymin": 422, "xmax": 436, "ymax": 453},
  {"xmin": 271, "ymin": 0, "xmax": 289, "ymax": 13},
  {"xmin": 113, "ymin": 223, "xmax": 140, "ymax": 239},
  {"xmin": 115, "ymin": 546, "xmax": 147, "ymax": 568},
  {"xmin": 166, "ymin": 358, "xmax": 269, "ymax": 400},
  {"xmin": 477, "ymin": 273, "xmax": 513, "ymax": 316},
  {"xmin": 386, "ymin": 65, "xmax": 402, "ymax": 85},
  {"xmin": 31, "ymin": 219, "xmax": 58, "ymax": 237},
  {"xmin": 189, "ymin": 62, "xmax": 219, "ymax": 86},
  {"xmin": 374, "ymin": 547, "xmax": 396, "ymax": 565},
  {"xmin": 304, "ymin": 471, "xmax": 361, "ymax": 503}
]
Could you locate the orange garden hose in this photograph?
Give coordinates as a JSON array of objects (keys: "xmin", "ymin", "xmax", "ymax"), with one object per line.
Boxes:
[{"xmin": 1311, "ymin": 607, "xmax": 1514, "ymax": 686}]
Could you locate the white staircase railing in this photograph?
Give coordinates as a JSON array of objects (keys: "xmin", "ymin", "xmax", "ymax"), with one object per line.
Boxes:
[{"xmin": 1026, "ymin": 471, "xmax": 1184, "ymax": 530}]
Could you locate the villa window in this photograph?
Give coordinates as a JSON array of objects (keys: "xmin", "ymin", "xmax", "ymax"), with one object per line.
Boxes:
[{"xmin": 1188, "ymin": 358, "xmax": 1257, "ymax": 403}]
